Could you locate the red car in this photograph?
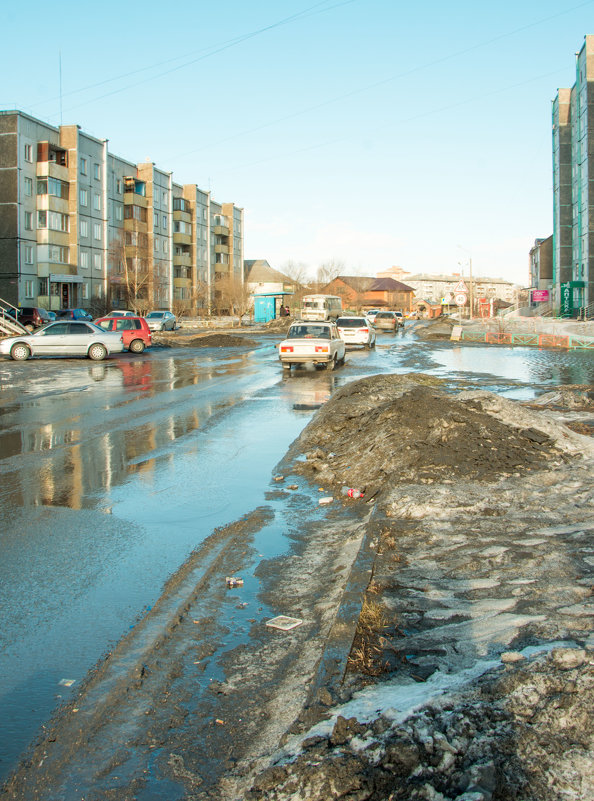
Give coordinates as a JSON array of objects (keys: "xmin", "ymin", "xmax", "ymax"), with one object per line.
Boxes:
[{"xmin": 94, "ymin": 316, "xmax": 152, "ymax": 353}]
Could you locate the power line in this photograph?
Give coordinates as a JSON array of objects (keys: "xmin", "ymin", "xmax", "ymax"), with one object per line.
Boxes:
[
  {"xmin": 38, "ymin": 0, "xmax": 358, "ymax": 117},
  {"xmin": 164, "ymin": 0, "xmax": 594, "ymax": 164}
]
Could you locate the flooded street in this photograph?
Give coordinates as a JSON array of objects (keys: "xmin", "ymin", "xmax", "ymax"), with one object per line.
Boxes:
[{"xmin": 1, "ymin": 326, "xmax": 594, "ymax": 785}]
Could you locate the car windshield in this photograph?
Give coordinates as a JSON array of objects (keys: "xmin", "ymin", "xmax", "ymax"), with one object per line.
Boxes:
[
  {"xmin": 287, "ymin": 325, "xmax": 331, "ymax": 339},
  {"xmin": 376, "ymin": 313, "xmax": 393, "ymax": 318},
  {"xmin": 146, "ymin": 312, "xmax": 164, "ymax": 319},
  {"xmin": 336, "ymin": 318, "xmax": 366, "ymax": 328}
]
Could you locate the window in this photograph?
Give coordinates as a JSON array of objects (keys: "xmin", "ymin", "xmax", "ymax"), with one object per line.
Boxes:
[
  {"xmin": 24, "ymin": 144, "xmax": 33, "ymax": 162},
  {"xmin": 82, "ymin": 282, "xmax": 89, "ymax": 299},
  {"xmin": 24, "ymin": 211, "xmax": 33, "ymax": 230},
  {"xmin": 24, "ymin": 177, "xmax": 33, "ymax": 196},
  {"xmin": 25, "ymin": 280, "xmax": 34, "ymax": 298},
  {"xmin": 115, "ymin": 204, "xmax": 123, "ymax": 221},
  {"xmin": 80, "ymin": 251, "xmax": 89, "ymax": 268},
  {"xmin": 154, "ymin": 238, "xmax": 160, "ymax": 252},
  {"xmin": 125, "ymin": 231, "xmax": 138, "ymax": 246},
  {"xmin": 124, "ymin": 205, "xmax": 147, "ymax": 222},
  {"xmin": 94, "ymin": 284, "xmax": 102, "ymax": 298},
  {"xmin": 80, "ymin": 188, "xmax": 88, "ymax": 206},
  {"xmin": 163, "ymin": 239, "xmax": 168, "ymax": 254},
  {"xmin": 93, "ymin": 222, "xmax": 101, "ymax": 240},
  {"xmin": 80, "ymin": 157, "xmax": 87, "ymax": 175},
  {"xmin": 94, "ymin": 163, "xmax": 100, "ymax": 180},
  {"xmin": 47, "ymin": 245, "xmax": 69, "ymax": 264},
  {"xmin": 162, "ymin": 191, "xmax": 168, "ymax": 204},
  {"xmin": 93, "ymin": 194, "xmax": 101, "ymax": 211},
  {"xmin": 116, "ymin": 178, "xmax": 122, "ymax": 194},
  {"xmin": 162, "ymin": 214, "xmax": 167, "ymax": 230},
  {"xmin": 24, "ymin": 245, "xmax": 34, "ymax": 264},
  {"xmin": 93, "ymin": 253, "xmax": 101, "ymax": 269},
  {"xmin": 37, "ymin": 178, "xmax": 69, "ymax": 199},
  {"xmin": 153, "ymin": 212, "xmax": 159, "ymax": 230},
  {"xmin": 80, "ymin": 219, "xmax": 89, "ymax": 237}
]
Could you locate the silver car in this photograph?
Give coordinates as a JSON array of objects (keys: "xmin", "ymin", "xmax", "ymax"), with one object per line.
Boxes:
[
  {"xmin": 145, "ymin": 311, "xmax": 177, "ymax": 331},
  {"xmin": 0, "ymin": 321, "xmax": 124, "ymax": 361}
]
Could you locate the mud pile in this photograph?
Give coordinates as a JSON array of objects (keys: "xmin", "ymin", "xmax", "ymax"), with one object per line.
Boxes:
[
  {"xmin": 156, "ymin": 332, "xmax": 258, "ymax": 347},
  {"xmin": 415, "ymin": 318, "xmax": 457, "ymax": 340},
  {"xmin": 291, "ymin": 375, "xmax": 584, "ymax": 497},
  {"xmin": 248, "ymin": 647, "xmax": 594, "ymax": 801}
]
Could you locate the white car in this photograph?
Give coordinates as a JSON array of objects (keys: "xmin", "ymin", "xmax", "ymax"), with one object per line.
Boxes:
[
  {"xmin": 365, "ymin": 309, "xmax": 380, "ymax": 324},
  {"xmin": 0, "ymin": 321, "xmax": 124, "ymax": 361},
  {"xmin": 145, "ymin": 311, "xmax": 177, "ymax": 331},
  {"xmin": 336, "ymin": 315, "xmax": 376, "ymax": 348},
  {"xmin": 278, "ymin": 321, "xmax": 346, "ymax": 370},
  {"xmin": 107, "ymin": 310, "xmax": 136, "ymax": 318}
]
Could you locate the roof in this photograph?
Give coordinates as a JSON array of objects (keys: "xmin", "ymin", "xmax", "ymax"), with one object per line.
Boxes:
[
  {"xmin": 329, "ymin": 275, "xmax": 414, "ymax": 293},
  {"xmin": 244, "ymin": 259, "xmax": 294, "ymax": 285}
]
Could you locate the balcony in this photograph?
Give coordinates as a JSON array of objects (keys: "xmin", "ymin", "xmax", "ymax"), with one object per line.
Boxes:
[
  {"xmin": 173, "ymin": 252, "xmax": 192, "ymax": 267},
  {"xmin": 173, "ymin": 231, "xmax": 191, "ymax": 246},
  {"xmin": 214, "ymin": 243, "xmax": 230, "ymax": 254},
  {"xmin": 36, "ymin": 229, "xmax": 70, "ymax": 247},
  {"xmin": 124, "ymin": 192, "xmax": 149, "ymax": 208},
  {"xmin": 173, "ymin": 209, "xmax": 191, "ymax": 224},
  {"xmin": 36, "ymin": 161, "xmax": 69, "ymax": 182},
  {"xmin": 213, "ymin": 224, "xmax": 229, "ymax": 236},
  {"xmin": 36, "ymin": 194, "xmax": 69, "ymax": 215},
  {"xmin": 174, "ymin": 277, "xmax": 191, "ymax": 288}
]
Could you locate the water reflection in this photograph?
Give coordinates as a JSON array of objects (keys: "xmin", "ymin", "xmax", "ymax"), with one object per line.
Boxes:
[{"xmin": 0, "ymin": 351, "xmax": 267, "ymax": 510}]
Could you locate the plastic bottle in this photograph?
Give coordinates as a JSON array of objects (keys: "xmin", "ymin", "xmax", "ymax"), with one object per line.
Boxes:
[{"xmin": 341, "ymin": 487, "xmax": 364, "ymax": 499}]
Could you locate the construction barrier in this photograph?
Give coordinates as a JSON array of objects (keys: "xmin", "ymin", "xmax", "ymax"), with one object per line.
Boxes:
[{"xmin": 458, "ymin": 330, "xmax": 594, "ymax": 349}]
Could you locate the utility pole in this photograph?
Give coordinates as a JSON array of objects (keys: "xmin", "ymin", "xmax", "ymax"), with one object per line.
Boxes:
[{"xmin": 468, "ymin": 257, "xmax": 474, "ymax": 319}]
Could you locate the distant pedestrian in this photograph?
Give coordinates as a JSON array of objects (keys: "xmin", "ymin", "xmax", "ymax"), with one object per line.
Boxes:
[
  {"xmin": 279, "ymin": 305, "xmax": 288, "ymax": 317},
  {"xmin": 284, "ymin": 305, "xmax": 290, "ymax": 317}
]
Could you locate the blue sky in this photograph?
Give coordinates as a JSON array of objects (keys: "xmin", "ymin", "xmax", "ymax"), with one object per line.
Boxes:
[{"xmin": 2, "ymin": 0, "xmax": 593, "ymax": 284}]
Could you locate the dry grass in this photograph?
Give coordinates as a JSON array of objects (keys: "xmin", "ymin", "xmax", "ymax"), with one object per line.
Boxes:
[{"xmin": 347, "ymin": 596, "xmax": 391, "ymax": 676}]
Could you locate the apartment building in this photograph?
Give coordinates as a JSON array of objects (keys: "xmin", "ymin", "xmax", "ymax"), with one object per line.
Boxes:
[
  {"xmin": 552, "ymin": 35, "xmax": 594, "ymax": 315},
  {"xmin": 0, "ymin": 110, "xmax": 243, "ymax": 314},
  {"xmin": 403, "ymin": 273, "xmax": 518, "ymax": 305}
]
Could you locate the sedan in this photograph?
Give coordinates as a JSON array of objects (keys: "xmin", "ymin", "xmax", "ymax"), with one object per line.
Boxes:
[
  {"xmin": 145, "ymin": 311, "xmax": 177, "ymax": 331},
  {"xmin": 278, "ymin": 321, "xmax": 346, "ymax": 370},
  {"xmin": 336, "ymin": 316, "xmax": 376, "ymax": 348},
  {"xmin": 0, "ymin": 321, "xmax": 124, "ymax": 361},
  {"xmin": 373, "ymin": 311, "xmax": 399, "ymax": 332}
]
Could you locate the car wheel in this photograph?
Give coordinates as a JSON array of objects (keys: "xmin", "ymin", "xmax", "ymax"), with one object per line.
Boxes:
[
  {"xmin": 10, "ymin": 342, "xmax": 30, "ymax": 361},
  {"xmin": 326, "ymin": 354, "xmax": 337, "ymax": 370},
  {"xmin": 88, "ymin": 343, "xmax": 107, "ymax": 361},
  {"xmin": 129, "ymin": 339, "xmax": 145, "ymax": 353}
]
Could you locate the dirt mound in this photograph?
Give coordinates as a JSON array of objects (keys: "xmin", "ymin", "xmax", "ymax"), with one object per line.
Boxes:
[
  {"xmin": 248, "ymin": 647, "xmax": 594, "ymax": 801},
  {"xmin": 157, "ymin": 332, "xmax": 257, "ymax": 348},
  {"xmin": 415, "ymin": 318, "xmax": 456, "ymax": 340},
  {"xmin": 292, "ymin": 375, "xmax": 573, "ymax": 497}
]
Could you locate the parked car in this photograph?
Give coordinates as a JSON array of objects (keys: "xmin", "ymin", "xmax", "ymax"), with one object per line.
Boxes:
[
  {"xmin": 394, "ymin": 311, "xmax": 405, "ymax": 328},
  {"xmin": 0, "ymin": 321, "xmax": 124, "ymax": 361},
  {"xmin": 14, "ymin": 307, "xmax": 52, "ymax": 329},
  {"xmin": 278, "ymin": 321, "xmax": 346, "ymax": 370},
  {"xmin": 107, "ymin": 310, "xmax": 136, "ymax": 317},
  {"xmin": 145, "ymin": 310, "xmax": 177, "ymax": 331},
  {"xmin": 364, "ymin": 309, "xmax": 380, "ymax": 323},
  {"xmin": 47, "ymin": 311, "xmax": 57, "ymax": 322},
  {"xmin": 373, "ymin": 311, "xmax": 399, "ymax": 332},
  {"xmin": 95, "ymin": 316, "xmax": 152, "ymax": 353},
  {"xmin": 55, "ymin": 308, "xmax": 93, "ymax": 322},
  {"xmin": 336, "ymin": 315, "xmax": 376, "ymax": 348}
]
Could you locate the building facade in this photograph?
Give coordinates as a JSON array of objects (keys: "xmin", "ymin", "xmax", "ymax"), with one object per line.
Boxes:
[
  {"xmin": 403, "ymin": 273, "xmax": 518, "ymax": 306},
  {"xmin": 0, "ymin": 110, "xmax": 243, "ymax": 314},
  {"xmin": 322, "ymin": 275, "xmax": 415, "ymax": 311},
  {"xmin": 552, "ymin": 36, "xmax": 594, "ymax": 315}
]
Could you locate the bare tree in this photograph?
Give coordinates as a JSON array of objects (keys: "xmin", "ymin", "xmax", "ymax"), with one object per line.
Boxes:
[
  {"xmin": 280, "ymin": 259, "xmax": 311, "ymax": 311},
  {"xmin": 213, "ymin": 274, "xmax": 252, "ymax": 324},
  {"xmin": 107, "ymin": 229, "xmax": 151, "ymax": 313},
  {"xmin": 315, "ymin": 259, "xmax": 343, "ymax": 290}
]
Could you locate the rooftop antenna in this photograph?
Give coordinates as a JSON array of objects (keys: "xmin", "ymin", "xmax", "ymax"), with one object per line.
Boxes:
[{"xmin": 59, "ymin": 50, "xmax": 63, "ymax": 125}]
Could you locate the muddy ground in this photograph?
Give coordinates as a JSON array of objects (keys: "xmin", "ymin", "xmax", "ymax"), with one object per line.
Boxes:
[
  {"xmin": 155, "ymin": 332, "xmax": 259, "ymax": 348},
  {"xmin": 3, "ymin": 376, "xmax": 594, "ymax": 800}
]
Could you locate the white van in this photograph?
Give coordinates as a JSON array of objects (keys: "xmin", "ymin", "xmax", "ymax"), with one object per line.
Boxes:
[{"xmin": 300, "ymin": 294, "xmax": 342, "ymax": 321}]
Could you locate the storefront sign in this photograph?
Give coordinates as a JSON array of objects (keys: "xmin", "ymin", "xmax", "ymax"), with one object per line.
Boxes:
[
  {"xmin": 531, "ymin": 290, "xmax": 550, "ymax": 302},
  {"xmin": 560, "ymin": 282, "xmax": 573, "ymax": 317}
]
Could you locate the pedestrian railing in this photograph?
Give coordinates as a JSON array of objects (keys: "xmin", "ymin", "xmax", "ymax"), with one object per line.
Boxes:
[{"xmin": 456, "ymin": 329, "xmax": 594, "ymax": 349}]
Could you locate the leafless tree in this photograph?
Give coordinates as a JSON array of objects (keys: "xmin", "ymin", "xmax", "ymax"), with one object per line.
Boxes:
[
  {"xmin": 315, "ymin": 259, "xmax": 343, "ymax": 290},
  {"xmin": 107, "ymin": 229, "xmax": 151, "ymax": 313},
  {"xmin": 213, "ymin": 274, "xmax": 251, "ymax": 324}
]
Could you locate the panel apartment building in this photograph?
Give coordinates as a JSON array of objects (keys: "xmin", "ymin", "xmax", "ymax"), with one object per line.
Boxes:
[
  {"xmin": 552, "ymin": 35, "xmax": 594, "ymax": 315},
  {"xmin": 0, "ymin": 110, "xmax": 243, "ymax": 314}
]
